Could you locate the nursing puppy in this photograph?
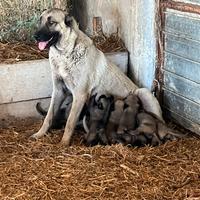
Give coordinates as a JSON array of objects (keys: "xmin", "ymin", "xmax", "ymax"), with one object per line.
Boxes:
[
  {"xmin": 36, "ymin": 94, "xmax": 73, "ymax": 129},
  {"xmin": 83, "ymin": 94, "xmax": 113, "ymax": 146},
  {"xmin": 137, "ymin": 112, "xmax": 183, "ymax": 143},
  {"xmin": 36, "ymin": 100, "xmax": 87, "ymax": 130},
  {"xmin": 117, "ymin": 94, "xmax": 140, "ymax": 134},
  {"xmin": 106, "ymin": 99, "xmax": 124, "ymax": 144},
  {"xmin": 36, "ymin": 102, "xmax": 70, "ymax": 129},
  {"xmin": 117, "ymin": 112, "xmax": 183, "ymax": 147},
  {"xmin": 32, "ymin": 8, "xmax": 163, "ymax": 145}
]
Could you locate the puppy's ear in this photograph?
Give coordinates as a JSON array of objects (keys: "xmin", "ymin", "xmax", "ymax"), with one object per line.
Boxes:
[
  {"xmin": 65, "ymin": 15, "xmax": 73, "ymax": 27},
  {"xmin": 110, "ymin": 101, "xmax": 115, "ymax": 112},
  {"xmin": 97, "ymin": 101, "xmax": 104, "ymax": 110},
  {"xmin": 123, "ymin": 103, "xmax": 129, "ymax": 110}
]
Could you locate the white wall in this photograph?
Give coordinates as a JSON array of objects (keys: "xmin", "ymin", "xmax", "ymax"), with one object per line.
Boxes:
[
  {"xmin": 73, "ymin": 0, "xmax": 157, "ymax": 89},
  {"xmin": 0, "ymin": 53, "xmax": 128, "ymax": 119}
]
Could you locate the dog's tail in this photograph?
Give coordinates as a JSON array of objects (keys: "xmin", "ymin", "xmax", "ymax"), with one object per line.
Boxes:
[{"xmin": 36, "ymin": 102, "xmax": 47, "ymax": 116}]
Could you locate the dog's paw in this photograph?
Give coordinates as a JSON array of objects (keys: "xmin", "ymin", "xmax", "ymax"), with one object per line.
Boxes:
[
  {"xmin": 29, "ymin": 132, "xmax": 43, "ymax": 141},
  {"xmin": 60, "ymin": 138, "xmax": 70, "ymax": 147},
  {"xmin": 29, "ymin": 134, "xmax": 38, "ymax": 141}
]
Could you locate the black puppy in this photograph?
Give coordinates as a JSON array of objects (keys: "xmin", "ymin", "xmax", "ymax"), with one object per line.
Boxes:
[
  {"xmin": 36, "ymin": 101, "xmax": 71, "ymax": 129},
  {"xmin": 36, "ymin": 95, "xmax": 87, "ymax": 129},
  {"xmin": 84, "ymin": 94, "xmax": 113, "ymax": 146}
]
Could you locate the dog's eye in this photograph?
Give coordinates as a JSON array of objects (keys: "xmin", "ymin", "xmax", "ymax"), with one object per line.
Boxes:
[{"xmin": 49, "ymin": 21, "xmax": 57, "ymax": 26}]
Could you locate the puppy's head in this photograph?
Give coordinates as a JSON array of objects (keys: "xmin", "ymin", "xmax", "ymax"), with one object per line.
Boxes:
[
  {"xmin": 34, "ymin": 8, "xmax": 73, "ymax": 50},
  {"xmin": 124, "ymin": 94, "xmax": 139, "ymax": 109}
]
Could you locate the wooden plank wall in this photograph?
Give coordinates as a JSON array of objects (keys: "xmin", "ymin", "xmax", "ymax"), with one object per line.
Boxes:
[
  {"xmin": 163, "ymin": 9, "xmax": 200, "ymax": 134},
  {"xmin": 173, "ymin": 0, "xmax": 200, "ymax": 6}
]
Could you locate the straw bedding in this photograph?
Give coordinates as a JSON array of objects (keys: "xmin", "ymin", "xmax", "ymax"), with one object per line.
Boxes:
[
  {"xmin": 0, "ymin": 119, "xmax": 199, "ymax": 200},
  {"xmin": 0, "ymin": 32, "xmax": 199, "ymax": 200},
  {"xmin": 0, "ymin": 34, "xmax": 126, "ymax": 64}
]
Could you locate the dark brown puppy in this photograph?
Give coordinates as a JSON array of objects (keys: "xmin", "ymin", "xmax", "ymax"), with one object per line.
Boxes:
[
  {"xmin": 84, "ymin": 94, "xmax": 113, "ymax": 146},
  {"xmin": 115, "ymin": 112, "xmax": 161, "ymax": 146},
  {"xmin": 105, "ymin": 99, "xmax": 125, "ymax": 144},
  {"xmin": 36, "ymin": 102, "xmax": 72, "ymax": 129},
  {"xmin": 137, "ymin": 112, "xmax": 184, "ymax": 143},
  {"xmin": 36, "ymin": 94, "xmax": 87, "ymax": 130},
  {"xmin": 36, "ymin": 94, "xmax": 73, "ymax": 129},
  {"xmin": 136, "ymin": 112, "xmax": 161, "ymax": 146},
  {"xmin": 117, "ymin": 94, "xmax": 140, "ymax": 134},
  {"xmin": 117, "ymin": 111, "xmax": 184, "ymax": 147}
]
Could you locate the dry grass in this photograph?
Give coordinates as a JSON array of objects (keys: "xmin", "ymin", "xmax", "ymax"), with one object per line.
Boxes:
[
  {"xmin": 0, "ymin": 34, "xmax": 126, "ymax": 64},
  {"xmin": 92, "ymin": 33, "xmax": 127, "ymax": 53},
  {"xmin": 0, "ymin": 0, "xmax": 70, "ymax": 42},
  {"xmin": 0, "ymin": 119, "xmax": 200, "ymax": 200},
  {"xmin": 0, "ymin": 42, "xmax": 48, "ymax": 64}
]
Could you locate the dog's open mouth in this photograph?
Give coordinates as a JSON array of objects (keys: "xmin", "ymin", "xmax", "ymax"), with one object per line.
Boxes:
[{"xmin": 38, "ymin": 37, "xmax": 53, "ymax": 51}]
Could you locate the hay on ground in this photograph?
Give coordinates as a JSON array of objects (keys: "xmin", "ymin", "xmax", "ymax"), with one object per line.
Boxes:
[{"xmin": 0, "ymin": 119, "xmax": 199, "ymax": 200}]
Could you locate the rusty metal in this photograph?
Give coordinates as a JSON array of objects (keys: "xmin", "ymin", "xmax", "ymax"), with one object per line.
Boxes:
[
  {"xmin": 155, "ymin": 0, "xmax": 166, "ymax": 103},
  {"xmin": 162, "ymin": 0, "xmax": 200, "ymax": 15},
  {"xmin": 93, "ymin": 17, "xmax": 103, "ymax": 36}
]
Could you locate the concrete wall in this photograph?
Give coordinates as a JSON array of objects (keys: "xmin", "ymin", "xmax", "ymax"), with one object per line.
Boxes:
[
  {"xmin": 0, "ymin": 52, "xmax": 128, "ymax": 120},
  {"xmin": 73, "ymin": 0, "xmax": 157, "ymax": 89}
]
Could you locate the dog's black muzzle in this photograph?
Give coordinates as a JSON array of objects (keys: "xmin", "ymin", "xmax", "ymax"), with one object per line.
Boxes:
[
  {"xmin": 34, "ymin": 27, "xmax": 52, "ymax": 42},
  {"xmin": 34, "ymin": 27, "xmax": 60, "ymax": 50}
]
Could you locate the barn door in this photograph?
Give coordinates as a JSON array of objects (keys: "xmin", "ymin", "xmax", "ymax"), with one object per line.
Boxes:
[{"xmin": 158, "ymin": 0, "xmax": 200, "ymax": 134}]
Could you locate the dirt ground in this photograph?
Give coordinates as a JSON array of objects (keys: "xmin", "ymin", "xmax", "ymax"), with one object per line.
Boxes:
[{"xmin": 0, "ymin": 119, "xmax": 199, "ymax": 200}]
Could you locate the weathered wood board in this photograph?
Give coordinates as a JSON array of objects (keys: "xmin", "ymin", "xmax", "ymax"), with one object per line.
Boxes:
[
  {"xmin": 172, "ymin": 0, "xmax": 200, "ymax": 6},
  {"xmin": 163, "ymin": 108, "xmax": 200, "ymax": 134},
  {"xmin": 164, "ymin": 71, "xmax": 200, "ymax": 104},
  {"xmin": 163, "ymin": 90, "xmax": 200, "ymax": 125},
  {"xmin": 163, "ymin": 8, "xmax": 200, "ymax": 134},
  {"xmin": 164, "ymin": 52, "xmax": 200, "ymax": 83},
  {"xmin": 165, "ymin": 10, "xmax": 200, "ymax": 41},
  {"xmin": 165, "ymin": 33, "xmax": 200, "ymax": 63}
]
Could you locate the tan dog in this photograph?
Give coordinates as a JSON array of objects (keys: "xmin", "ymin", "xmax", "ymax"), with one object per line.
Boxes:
[{"xmin": 31, "ymin": 8, "xmax": 163, "ymax": 145}]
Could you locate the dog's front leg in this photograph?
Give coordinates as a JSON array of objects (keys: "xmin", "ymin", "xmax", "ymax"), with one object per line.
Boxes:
[
  {"xmin": 31, "ymin": 78, "xmax": 67, "ymax": 140},
  {"xmin": 61, "ymin": 93, "xmax": 87, "ymax": 146}
]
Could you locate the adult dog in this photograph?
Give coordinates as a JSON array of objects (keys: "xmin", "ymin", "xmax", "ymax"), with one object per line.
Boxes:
[{"xmin": 32, "ymin": 8, "xmax": 163, "ymax": 145}]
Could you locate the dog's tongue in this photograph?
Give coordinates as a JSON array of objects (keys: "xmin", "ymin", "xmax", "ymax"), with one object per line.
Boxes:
[{"xmin": 38, "ymin": 41, "xmax": 49, "ymax": 50}]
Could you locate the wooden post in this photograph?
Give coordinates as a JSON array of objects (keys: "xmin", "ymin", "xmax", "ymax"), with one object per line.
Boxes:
[{"xmin": 93, "ymin": 17, "xmax": 103, "ymax": 36}]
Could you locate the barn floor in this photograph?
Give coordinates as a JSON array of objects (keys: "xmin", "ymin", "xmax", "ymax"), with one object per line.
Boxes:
[{"xmin": 0, "ymin": 119, "xmax": 199, "ymax": 200}]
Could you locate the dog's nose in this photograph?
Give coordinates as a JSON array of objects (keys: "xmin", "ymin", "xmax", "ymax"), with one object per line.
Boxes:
[{"xmin": 34, "ymin": 33, "xmax": 39, "ymax": 41}]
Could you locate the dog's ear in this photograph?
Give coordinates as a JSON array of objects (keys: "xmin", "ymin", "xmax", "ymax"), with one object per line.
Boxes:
[{"xmin": 65, "ymin": 15, "xmax": 73, "ymax": 27}]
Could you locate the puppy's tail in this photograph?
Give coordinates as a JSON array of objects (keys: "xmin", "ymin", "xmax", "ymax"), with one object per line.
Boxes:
[{"xmin": 36, "ymin": 102, "xmax": 47, "ymax": 116}]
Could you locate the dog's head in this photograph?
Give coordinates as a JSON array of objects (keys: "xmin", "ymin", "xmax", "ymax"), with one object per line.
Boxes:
[{"xmin": 34, "ymin": 8, "xmax": 73, "ymax": 50}]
